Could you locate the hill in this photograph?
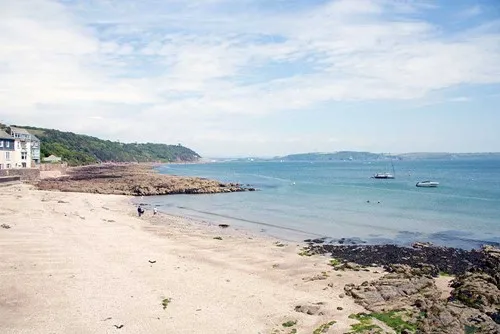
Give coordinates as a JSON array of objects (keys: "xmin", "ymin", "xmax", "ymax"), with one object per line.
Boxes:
[
  {"xmin": 275, "ymin": 151, "xmax": 500, "ymax": 162},
  {"xmin": 277, "ymin": 151, "xmax": 394, "ymax": 161},
  {"xmin": 1, "ymin": 125, "xmax": 201, "ymax": 166}
]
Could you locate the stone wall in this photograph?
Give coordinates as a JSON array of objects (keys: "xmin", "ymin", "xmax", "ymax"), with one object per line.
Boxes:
[
  {"xmin": 0, "ymin": 176, "xmax": 21, "ymax": 183},
  {"xmin": 0, "ymin": 168, "xmax": 40, "ymax": 182},
  {"xmin": 40, "ymin": 163, "xmax": 68, "ymax": 172}
]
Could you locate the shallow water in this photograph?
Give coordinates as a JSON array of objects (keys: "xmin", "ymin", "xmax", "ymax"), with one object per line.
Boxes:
[{"xmin": 141, "ymin": 159, "xmax": 500, "ymax": 249}]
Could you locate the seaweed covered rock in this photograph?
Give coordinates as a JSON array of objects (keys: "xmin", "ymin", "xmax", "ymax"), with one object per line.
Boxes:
[
  {"xmin": 344, "ymin": 247, "xmax": 500, "ymax": 333},
  {"xmin": 450, "ymin": 246, "xmax": 500, "ymax": 325}
]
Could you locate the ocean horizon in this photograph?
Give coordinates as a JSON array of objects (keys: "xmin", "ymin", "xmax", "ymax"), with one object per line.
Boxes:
[{"xmin": 141, "ymin": 159, "xmax": 500, "ymax": 250}]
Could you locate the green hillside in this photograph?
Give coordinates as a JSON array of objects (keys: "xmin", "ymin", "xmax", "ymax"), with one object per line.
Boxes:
[{"xmin": 5, "ymin": 125, "xmax": 201, "ymax": 166}]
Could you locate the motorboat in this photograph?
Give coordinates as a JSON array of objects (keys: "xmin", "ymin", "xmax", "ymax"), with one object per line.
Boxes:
[{"xmin": 416, "ymin": 181, "xmax": 439, "ymax": 188}]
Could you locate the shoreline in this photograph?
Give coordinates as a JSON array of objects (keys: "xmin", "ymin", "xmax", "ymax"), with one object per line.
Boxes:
[
  {"xmin": 0, "ymin": 184, "xmax": 384, "ymax": 333},
  {"xmin": 2, "ymin": 184, "xmax": 498, "ymax": 332}
]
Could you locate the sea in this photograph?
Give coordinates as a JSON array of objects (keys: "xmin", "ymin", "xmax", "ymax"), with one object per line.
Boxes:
[{"xmin": 140, "ymin": 159, "xmax": 500, "ymax": 249}]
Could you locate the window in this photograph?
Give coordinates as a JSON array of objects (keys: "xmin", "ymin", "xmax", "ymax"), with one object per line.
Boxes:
[
  {"xmin": 6, "ymin": 164, "xmax": 11, "ymax": 169},
  {"xmin": 17, "ymin": 141, "xmax": 21, "ymax": 149},
  {"xmin": 22, "ymin": 162, "xmax": 27, "ymax": 168},
  {"xmin": 0, "ymin": 141, "xmax": 3, "ymax": 148},
  {"xmin": 21, "ymin": 152, "xmax": 27, "ymax": 160},
  {"xmin": 0, "ymin": 164, "xmax": 2, "ymax": 169},
  {"xmin": 6, "ymin": 152, "xmax": 10, "ymax": 161},
  {"xmin": 6, "ymin": 141, "xmax": 10, "ymax": 148}
]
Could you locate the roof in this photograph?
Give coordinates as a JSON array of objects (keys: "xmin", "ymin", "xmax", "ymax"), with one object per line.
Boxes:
[
  {"xmin": 10, "ymin": 127, "xmax": 31, "ymax": 135},
  {"xmin": 0, "ymin": 130, "xmax": 14, "ymax": 140},
  {"xmin": 43, "ymin": 155, "xmax": 62, "ymax": 160}
]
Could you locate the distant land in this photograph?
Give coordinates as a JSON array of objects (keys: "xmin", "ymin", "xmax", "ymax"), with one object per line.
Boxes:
[
  {"xmin": 0, "ymin": 124, "xmax": 200, "ymax": 166},
  {"xmin": 225, "ymin": 151, "xmax": 500, "ymax": 162}
]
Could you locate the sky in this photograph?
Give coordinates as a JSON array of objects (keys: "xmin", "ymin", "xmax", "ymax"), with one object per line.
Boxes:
[{"xmin": 0, "ymin": 0, "xmax": 499, "ymax": 157}]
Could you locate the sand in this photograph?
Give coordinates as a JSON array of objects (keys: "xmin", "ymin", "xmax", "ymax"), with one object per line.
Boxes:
[{"xmin": 0, "ymin": 184, "xmax": 385, "ymax": 334}]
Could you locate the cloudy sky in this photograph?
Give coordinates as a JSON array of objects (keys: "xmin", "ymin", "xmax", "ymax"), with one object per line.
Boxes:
[{"xmin": 1, "ymin": 0, "xmax": 499, "ymax": 157}]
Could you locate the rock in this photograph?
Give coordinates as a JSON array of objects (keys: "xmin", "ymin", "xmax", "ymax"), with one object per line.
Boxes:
[
  {"xmin": 36, "ymin": 164, "xmax": 257, "ymax": 196},
  {"xmin": 1, "ymin": 224, "xmax": 11, "ymax": 229},
  {"xmin": 294, "ymin": 304, "xmax": 322, "ymax": 315},
  {"xmin": 412, "ymin": 241, "xmax": 433, "ymax": 249},
  {"xmin": 345, "ymin": 246, "xmax": 500, "ymax": 333},
  {"xmin": 449, "ymin": 245, "xmax": 500, "ymax": 323}
]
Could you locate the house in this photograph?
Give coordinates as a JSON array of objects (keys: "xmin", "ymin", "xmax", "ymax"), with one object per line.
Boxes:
[
  {"xmin": 9, "ymin": 127, "xmax": 40, "ymax": 165},
  {"xmin": 42, "ymin": 155, "xmax": 62, "ymax": 163},
  {"xmin": 0, "ymin": 130, "xmax": 15, "ymax": 170}
]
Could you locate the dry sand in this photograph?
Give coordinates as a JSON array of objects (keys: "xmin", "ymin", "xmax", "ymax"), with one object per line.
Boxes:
[{"xmin": 0, "ymin": 184, "xmax": 385, "ymax": 334}]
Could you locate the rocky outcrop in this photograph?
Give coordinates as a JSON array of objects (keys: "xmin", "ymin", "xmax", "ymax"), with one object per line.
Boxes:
[
  {"xmin": 344, "ymin": 264, "xmax": 440, "ymax": 313},
  {"xmin": 344, "ymin": 246, "xmax": 500, "ymax": 333},
  {"xmin": 36, "ymin": 164, "xmax": 256, "ymax": 196},
  {"xmin": 305, "ymin": 243, "xmax": 484, "ymax": 276},
  {"xmin": 449, "ymin": 246, "xmax": 500, "ymax": 326}
]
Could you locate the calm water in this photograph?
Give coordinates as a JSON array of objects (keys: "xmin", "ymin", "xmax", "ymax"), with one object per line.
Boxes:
[{"xmin": 141, "ymin": 160, "xmax": 500, "ymax": 249}]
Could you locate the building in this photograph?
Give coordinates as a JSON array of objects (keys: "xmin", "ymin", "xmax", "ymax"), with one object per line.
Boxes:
[
  {"xmin": 9, "ymin": 127, "xmax": 39, "ymax": 165},
  {"xmin": 42, "ymin": 155, "xmax": 62, "ymax": 163},
  {"xmin": 0, "ymin": 130, "xmax": 15, "ymax": 170}
]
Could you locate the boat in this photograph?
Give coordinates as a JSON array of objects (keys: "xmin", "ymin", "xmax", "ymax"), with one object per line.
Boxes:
[
  {"xmin": 372, "ymin": 172, "xmax": 395, "ymax": 179},
  {"xmin": 416, "ymin": 181, "xmax": 439, "ymax": 188},
  {"xmin": 372, "ymin": 159, "xmax": 396, "ymax": 179}
]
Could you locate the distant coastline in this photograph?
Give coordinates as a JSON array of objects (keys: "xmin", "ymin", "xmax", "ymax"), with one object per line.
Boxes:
[{"xmin": 220, "ymin": 151, "xmax": 500, "ymax": 162}]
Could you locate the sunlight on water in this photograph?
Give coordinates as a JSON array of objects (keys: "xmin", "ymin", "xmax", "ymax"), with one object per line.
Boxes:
[{"xmin": 142, "ymin": 160, "xmax": 500, "ymax": 249}]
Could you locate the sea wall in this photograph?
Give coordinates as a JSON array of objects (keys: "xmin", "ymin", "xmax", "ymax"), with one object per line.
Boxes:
[
  {"xmin": 0, "ymin": 168, "xmax": 40, "ymax": 182},
  {"xmin": 39, "ymin": 163, "xmax": 68, "ymax": 172}
]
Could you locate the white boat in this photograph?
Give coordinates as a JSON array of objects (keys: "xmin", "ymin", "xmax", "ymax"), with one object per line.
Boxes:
[
  {"xmin": 372, "ymin": 159, "xmax": 396, "ymax": 179},
  {"xmin": 416, "ymin": 181, "xmax": 439, "ymax": 188}
]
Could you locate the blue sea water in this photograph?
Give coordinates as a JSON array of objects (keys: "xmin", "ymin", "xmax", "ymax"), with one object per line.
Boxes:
[{"xmin": 142, "ymin": 160, "xmax": 500, "ymax": 249}]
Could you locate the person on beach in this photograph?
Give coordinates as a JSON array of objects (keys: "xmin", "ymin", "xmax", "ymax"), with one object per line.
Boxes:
[
  {"xmin": 153, "ymin": 207, "xmax": 158, "ymax": 215},
  {"xmin": 137, "ymin": 206, "xmax": 144, "ymax": 217}
]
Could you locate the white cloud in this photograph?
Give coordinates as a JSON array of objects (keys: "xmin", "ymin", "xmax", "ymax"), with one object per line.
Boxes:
[{"xmin": 0, "ymin": 0, "xmax": 499, "ymax": 155}]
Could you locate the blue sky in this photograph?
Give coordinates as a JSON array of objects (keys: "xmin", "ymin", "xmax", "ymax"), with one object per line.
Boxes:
[{"xmin": 1, "ymin": 0, "xmax": 499, "ymax": 157}]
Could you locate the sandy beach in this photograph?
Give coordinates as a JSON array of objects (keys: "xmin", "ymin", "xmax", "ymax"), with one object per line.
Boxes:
[{"xmin": 0, "ymin": 184, "xmax": 385, "ymax": 333}]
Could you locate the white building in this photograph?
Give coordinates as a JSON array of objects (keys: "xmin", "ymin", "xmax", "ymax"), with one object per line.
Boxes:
[
  {"xmin": 10, "ymin": 127, "xmax": 40, "ymax": 165},
  {"xmin": 0, "ymin": 128, "xmax": 35, "ymax": 169}
]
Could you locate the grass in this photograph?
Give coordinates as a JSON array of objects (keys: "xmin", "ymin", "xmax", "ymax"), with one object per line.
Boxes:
[
  {"xmin": 213, "ymin": 236, "xmax": 223, "ymax": 240},
  {"xmin": 348, "ymin": 314, "xmax": 383, "ymax": 333},
  {"xmin": 282, "ymin": 320, "xmax": 297, "ymax": 328},
  {"xmin": 162, "ymin": 298, "xmax": 171, "ymax": 310},
  {"xmin": 439, "ymin": 271, "xmax": 451, "ymax": 277},
  {"xmin": 313, "ymin": 320, "xmax": 336, "ymax": 334},
  {"xmin": 370, "ymin": 310, "xmax": 417, "ymax": 332},
  {"xmin": 348, "ymin": 311, "xmax": 417, "ymax": 333},
  {"xmin": 329, "ymin": 258, "xmax": 341, "ymax": 267},
  {"xmin": 298, "ymin": 247, "xmax": 313, "ymax": 256},
  {"xmin": 465, "ymin": 325, "xmax": 479, "ymax": 334}
]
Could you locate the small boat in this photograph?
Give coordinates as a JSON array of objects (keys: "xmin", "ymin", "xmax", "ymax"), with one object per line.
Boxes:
[
  {"xmin": 372, "ymin": 172, "xmax": 395, "ymax": 179},
  {"xmin": 416, "ymin": 181, "xmax": 439, "ymax": 188},
  {"xmin": 372, "ymin": 158, "xmax": 396, "ymax": 179}
]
